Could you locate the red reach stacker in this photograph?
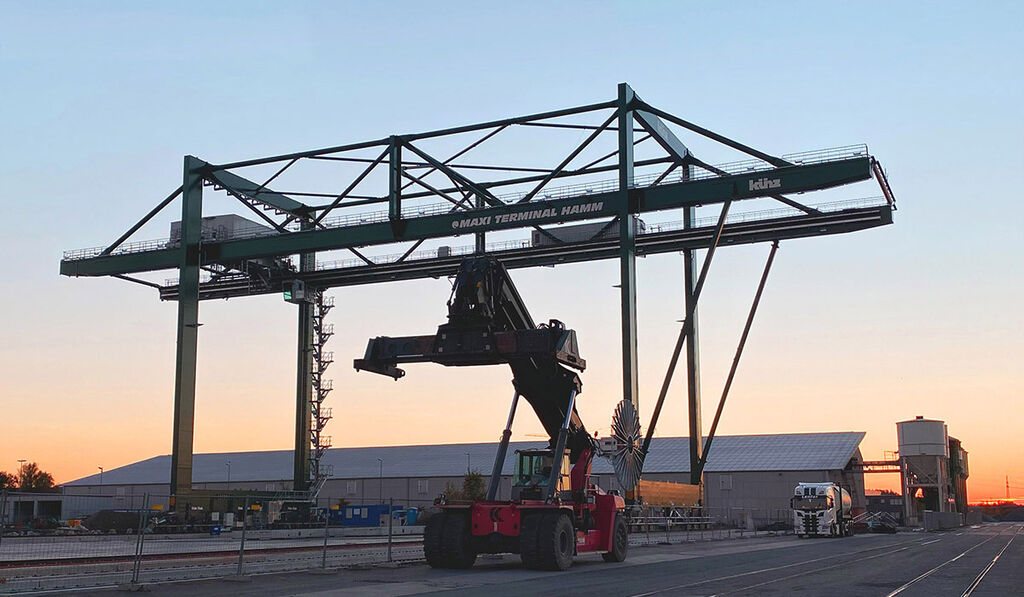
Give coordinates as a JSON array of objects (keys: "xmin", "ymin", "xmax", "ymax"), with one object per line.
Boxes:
[{"xmin": 355, "ymin": 257, "xmax": 629, "ymax": 570}]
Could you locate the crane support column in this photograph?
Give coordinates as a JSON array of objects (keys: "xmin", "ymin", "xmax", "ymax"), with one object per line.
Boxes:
[
  {"xmin": 294, "ymin": 225, "xmax": 315, "ymax": 491},
  {"xmin": 618, "ymin": 82, "xmax": 639, "ymax": 411},
  {"xmin": 170, "ymin": 156, "xmax": 204, "ymax": 498},
  {"xmin": 682, "ymin": 204, "xmax": 704, "ymax": 484}
]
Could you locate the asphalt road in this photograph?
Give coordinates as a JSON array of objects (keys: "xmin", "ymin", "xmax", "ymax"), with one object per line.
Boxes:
[{"xmin": 50, "ymin": 523, "xmax": 1024, "ymax": 597}]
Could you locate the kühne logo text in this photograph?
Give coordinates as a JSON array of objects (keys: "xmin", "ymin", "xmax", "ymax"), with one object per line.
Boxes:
[{"xmin": 748, "ymin": 177, "xmax": 781, "ymax": 191}]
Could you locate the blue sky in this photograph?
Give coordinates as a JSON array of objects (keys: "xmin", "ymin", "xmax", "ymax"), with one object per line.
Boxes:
[{"xmin": 0, "ymin": 1, "xmax": 1021, "ymax": 497}]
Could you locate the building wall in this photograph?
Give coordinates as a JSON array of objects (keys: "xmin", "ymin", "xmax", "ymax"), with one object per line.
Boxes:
[
  {"xmin": 59, "ymin": 463, "xmax": 865, "ymax": 520},
  {"xmin": 704, "ymin": 470, "xmax": 830, "ymax": 517}
]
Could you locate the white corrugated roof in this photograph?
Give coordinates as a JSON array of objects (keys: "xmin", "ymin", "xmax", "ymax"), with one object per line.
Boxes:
[{"xmin": 66, "ymin": 432, "xmax": 863, "ymax": 486}]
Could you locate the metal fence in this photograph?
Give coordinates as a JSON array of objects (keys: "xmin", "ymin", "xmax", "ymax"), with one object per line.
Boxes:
[
  {"xmin": 626, "ymin": 505, "xmax": 793, "ymax": 546},
  {"xmin": 1, "ymin": 491, "xmax": 793, "ymax": 594},
  {"xmin": 0, "ymin": 492, "xmax": 431, "ymax": 594}
]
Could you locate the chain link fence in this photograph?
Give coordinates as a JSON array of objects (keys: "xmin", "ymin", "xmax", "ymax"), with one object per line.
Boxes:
[{"xmin": 1, "ymin": 491, "xmax": 793, "ymax": 594}]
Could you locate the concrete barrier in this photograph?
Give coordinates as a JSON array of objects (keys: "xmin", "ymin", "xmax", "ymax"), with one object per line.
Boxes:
[{"xmin": 922, "ymin": 511, "xmax": 963, "ymax": 530}]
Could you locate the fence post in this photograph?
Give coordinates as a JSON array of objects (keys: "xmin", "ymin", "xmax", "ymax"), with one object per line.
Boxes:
[
  {"xmin": 0, "ymin": 489, "xmax": 6, "ymax": 550},
  {"xmin": 387, "ymin": 497, "xmax": 394, "ymax": 563},
  {"xmin": 236, "ymin": 496, "xmax": 249, "ymax": 577},
  {"xmin": 321, "ymin": 500, "xmax": 330, "ymax": 569},
  {"xmin": 130, "ymin": 494, "xmax": 149, "ymax": 585}
]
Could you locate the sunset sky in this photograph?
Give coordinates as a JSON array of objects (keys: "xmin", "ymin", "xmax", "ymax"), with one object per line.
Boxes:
[{"xmin": 1, "ymin": 2, "xmax": 1021, "ymax": 501}]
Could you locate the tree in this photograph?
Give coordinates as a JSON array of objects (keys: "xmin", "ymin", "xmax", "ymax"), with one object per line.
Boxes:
[
  {"xmin": 0, "ymin": 471, "xmax": 15, "ymax": 490},
  {"xmin": 462, "ymin": 471, "xmax": 486, "ymax": 501},
  {"xmin": 442, "ymin": 472, "xmax": 487, "ymax": 502},
  {"xmin": 16, "ymin": 462, "xmax": 56, "ymax": 492}
]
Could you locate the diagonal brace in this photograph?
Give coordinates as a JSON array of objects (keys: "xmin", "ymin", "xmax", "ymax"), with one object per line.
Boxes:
[
  {"xmin": 400, "ymin": 125, "xmax": 508, "ymax": 193},
  {"xmin": 640, "ymin": 197, "xmax": 734, "ymax": 458},
  {"xmin": 312, "ymin": 147, "xmax": 389, "ymax": 227},
  {"xmin": 517, "ymin": 111, "xmax": 618, "ymax": 204},
  {"xmin": 207, "ymin": 169, "xmax": 308, "ymax": 216},
  {"xmin": 402, "ymin": 141, "xmax": 503, "ymax": 207},
  {"xmin": 694, "ymin": 240, "xmax": 779, "ymax": 478},
  {"xmin": 102, "ymin": 186, "xmax": 183, "ymax": 255}
]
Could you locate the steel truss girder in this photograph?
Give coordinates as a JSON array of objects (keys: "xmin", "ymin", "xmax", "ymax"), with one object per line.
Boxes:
[
  {"xmin": 158, "ymin": 205, "xmax": 892, "ymax": 301},
  {"xmin": 61, "ymin": 157, "xmax": 872, "ymax": 278}
]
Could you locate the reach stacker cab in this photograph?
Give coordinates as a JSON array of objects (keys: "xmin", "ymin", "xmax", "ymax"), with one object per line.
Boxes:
[
  {"xmin": 511, "ymin": 449, "xmax": 568, "ymax": 500},
  {"xmin": 355, "ymin": 257, "xmax": 628, "ymax": 570}
]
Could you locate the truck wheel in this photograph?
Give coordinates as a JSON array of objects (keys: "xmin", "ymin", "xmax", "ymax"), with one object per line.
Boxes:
[
  {"xmin": 601, "ymin": 514, "xmax": 629, "ymax": 562},
  {"xmin": 440, "ymin": 513, "xmax": 476, "ymax": 569},
  {"xmin": 520, "ymin": 512, "xmax": 542, "ymax": 569},
  {"xmin": 537, "ymin": 511, "xmax": 574, "ymax": 571},
  {"xmin": 424, "ymin": 513, "xmax": 446, "ymax": 568}
]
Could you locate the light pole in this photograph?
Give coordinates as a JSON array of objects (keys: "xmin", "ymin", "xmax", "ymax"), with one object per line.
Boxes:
[
  {"xmin": 377, "ymin": 458, "xmax": 383, "ymax": 504},
  {"xmin": 466, "ymin": 453, "xmax": 471, "ymax": 473},
  {"xmin": 226, "ymin": 460, "xmax": 231, "ymax": 484},
  {"xmin": 98, "ymin": 466, "xmax": 103, "ymax": 486}
]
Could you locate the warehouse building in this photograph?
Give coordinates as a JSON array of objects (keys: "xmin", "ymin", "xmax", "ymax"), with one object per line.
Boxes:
[{"xmin": 59, "ymin": 432, "xmax": 866, "ymax": 518}]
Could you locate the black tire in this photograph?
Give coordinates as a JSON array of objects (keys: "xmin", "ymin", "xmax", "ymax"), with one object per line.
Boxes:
[
  {"xmin": 423, "ymin": 512, "xmax": 446, "ymax": 568},
  {"xmin": 520, "ymin": 511, "xmax": 542, "ymax": 569},
  {"xmin": 602, "ymin": 514, "xmax": 628, "ymax": 562},
  {"xmin": 537, "ymin": 511, "xmax": 575, "ymax": 571},
  {"xmin": 440, "ymin": 513, "xmax": 477, "ymax": 569}
]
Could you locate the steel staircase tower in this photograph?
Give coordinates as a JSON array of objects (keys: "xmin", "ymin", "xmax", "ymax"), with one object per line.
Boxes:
[{"xmin": 309, "ymin": 291, "xmax": 334, "ymax": 489}]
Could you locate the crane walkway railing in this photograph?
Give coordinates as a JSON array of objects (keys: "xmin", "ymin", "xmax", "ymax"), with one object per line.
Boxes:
[
  {"xmin": 161, "ymin": 196, "xmax": 888, "ymax": 287},
  {"xmin": 64, "ymin": 145, "xmax": 869, "ymax": 262}
]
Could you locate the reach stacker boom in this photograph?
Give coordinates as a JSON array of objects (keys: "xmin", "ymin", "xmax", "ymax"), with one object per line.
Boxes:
[{"xmin": 355, "ymin": 256, "xmax": 628, "ymax": 570}]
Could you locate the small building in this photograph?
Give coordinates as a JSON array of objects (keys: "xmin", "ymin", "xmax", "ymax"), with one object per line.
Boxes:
[{"xmin": 866, "ymin": 489, "xmax": 904, "ymax": 525}]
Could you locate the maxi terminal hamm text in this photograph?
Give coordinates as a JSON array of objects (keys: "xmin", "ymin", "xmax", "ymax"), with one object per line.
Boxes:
[{"xmin": 451, "ymin": 201, "xmax": 605, "ymax": 230}]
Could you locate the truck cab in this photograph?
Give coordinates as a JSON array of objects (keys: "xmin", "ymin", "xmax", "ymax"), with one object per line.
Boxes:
[{"xmin": 792, "ymin": 482, "xmax": 852, "ymax": 537}]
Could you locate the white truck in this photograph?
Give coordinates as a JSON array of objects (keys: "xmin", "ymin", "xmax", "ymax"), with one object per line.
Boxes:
[{"xmin": 791, "ymin": 482, "xmax": 852, "ymax": 537}]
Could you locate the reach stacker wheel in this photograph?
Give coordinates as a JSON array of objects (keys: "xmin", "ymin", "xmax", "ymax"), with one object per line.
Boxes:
[
  {"xmin": 537, "ymin": 511, "xmax": 575, "ymax": 571},
  {"xmin": 519, "ymin": 511, "xmax": 543, "ymax": 569},
  {"xmin": 602, "ymin": 514, "xmax": 629, "ymax": 562},
  {"xmin": 424, "ymin": 512, "xmax": 476, "ymax": 569}
]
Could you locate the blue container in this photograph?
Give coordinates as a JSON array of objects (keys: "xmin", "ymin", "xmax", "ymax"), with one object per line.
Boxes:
[
  {"xmin": 340, "ymin": 504, "xmax": 401, "ymax": 527},
  {"xmin": 405, "ymin": 507, "xmax": 418, "ymax": 526}
]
